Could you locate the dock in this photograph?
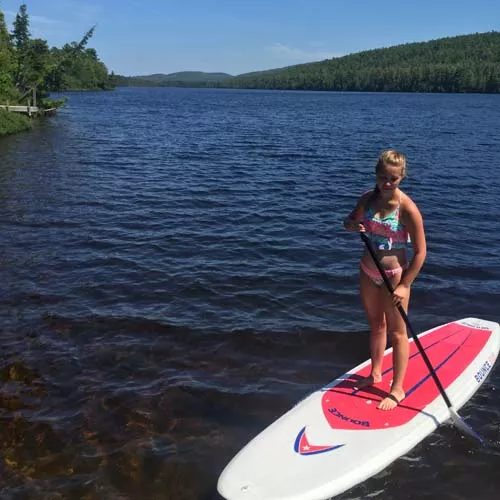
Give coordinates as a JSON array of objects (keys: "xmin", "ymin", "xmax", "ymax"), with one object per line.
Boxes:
[{"xmin": 0, "ymin": 105, "xmax": 40, "ymax": 116}]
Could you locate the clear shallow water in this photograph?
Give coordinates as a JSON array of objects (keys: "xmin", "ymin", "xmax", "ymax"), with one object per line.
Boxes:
[{"xmin": 0, "ymin": 87, "xmax": 499, "ymax": 499}]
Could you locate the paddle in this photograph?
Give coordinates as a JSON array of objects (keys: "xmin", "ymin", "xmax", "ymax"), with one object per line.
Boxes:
[{"xmin": 360, "ymin": 232, "xmax": 484, "ymax": 445}]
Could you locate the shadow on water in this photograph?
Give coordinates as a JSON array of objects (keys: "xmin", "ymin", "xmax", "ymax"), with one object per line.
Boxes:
[{"xmin": 0, "ymin": 313, "xmax": 369, "ymax": 499}]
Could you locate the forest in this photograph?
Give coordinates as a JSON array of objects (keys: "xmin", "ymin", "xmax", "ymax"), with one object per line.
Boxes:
[
  {"xmin": 117, "ymin": 32, "xmax": 500, "ymax": 93},
  {"xmin": 0, "ymin": 4, "xmax": 115, "ymax": 109}
]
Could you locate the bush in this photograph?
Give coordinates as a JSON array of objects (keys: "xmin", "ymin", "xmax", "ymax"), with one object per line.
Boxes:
[
  {"xmin": 0, "ymin": 109, "xmax": 32, "ymax": 136},
  {"xmin": 40, "ymin": 96, "xmax": 68, "ymax": 109}
]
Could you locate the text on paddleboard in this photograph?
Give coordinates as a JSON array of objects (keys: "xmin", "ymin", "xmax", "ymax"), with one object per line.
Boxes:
[
  {"xmin": 328, "ymin": 408, "xmax": 370, "ymax": 427},
  {"xmin": 474, "ymin": 360, "xmax": 492, "ymax": 383}
]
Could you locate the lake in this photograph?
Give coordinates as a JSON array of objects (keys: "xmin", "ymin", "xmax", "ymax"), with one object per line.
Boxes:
[{"xmin": 0, "ymin": 87, "xmax": 499, "ymax": 499}]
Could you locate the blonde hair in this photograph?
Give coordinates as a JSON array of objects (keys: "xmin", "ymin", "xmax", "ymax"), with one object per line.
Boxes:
[{"xmin": 376, "ymin": 150, "xmax": 407, "ymax": 178}]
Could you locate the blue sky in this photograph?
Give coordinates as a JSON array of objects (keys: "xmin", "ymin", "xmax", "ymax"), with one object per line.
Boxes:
[{"xmin": 1, "ymin": 0, "xmax": 499, "ymax": 76}]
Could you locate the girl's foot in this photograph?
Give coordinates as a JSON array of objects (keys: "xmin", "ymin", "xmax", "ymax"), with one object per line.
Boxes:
[
  {"xmin": 354, "ymin": 374, "xmax": 382, "ymax": 389},
  {"xmin": 377, "ymin": 389, "xmax": 405, "ymax": 410}
]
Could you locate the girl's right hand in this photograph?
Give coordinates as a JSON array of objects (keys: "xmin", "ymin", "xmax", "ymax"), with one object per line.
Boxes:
[{"xmin": 344, "ymin": 219, "xmax": 365, "ymax": 232}]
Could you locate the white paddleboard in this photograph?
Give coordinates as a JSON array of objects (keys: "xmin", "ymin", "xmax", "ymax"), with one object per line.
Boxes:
[{"xmin": 217, "ymin": 318, "xmax": 500, "ymax": 500}]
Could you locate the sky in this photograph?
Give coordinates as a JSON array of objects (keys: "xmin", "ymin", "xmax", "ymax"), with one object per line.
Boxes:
[{"xmin": 1, "ymin": 0, "xmax": 499, "ymax": 77}]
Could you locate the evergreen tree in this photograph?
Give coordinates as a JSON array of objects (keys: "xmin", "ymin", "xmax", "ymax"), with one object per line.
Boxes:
[
  {"xmin": 11, "ymin": 3, "xmax": 29, "ymax": 49},
  {"xmin": 11, "ymin": 3, "xmax": 30, "ymax": 91},
  {"xmin": 0, "ymin": 11, "xmax": 17, "ymax": 101}
]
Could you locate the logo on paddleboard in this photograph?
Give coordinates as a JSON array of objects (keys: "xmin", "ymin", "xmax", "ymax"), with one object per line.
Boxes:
[
  {"xmin": 294, "ymin": 427, "xmax": 345, "ymax": 456},
  {"xmin": 474, "ymin": 359, "xmax": 492, "ymax": 383}
]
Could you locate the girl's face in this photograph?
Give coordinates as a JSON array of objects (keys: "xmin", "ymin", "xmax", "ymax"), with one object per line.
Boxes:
[{"xmin": 376, "ymin": 164, "xmax": 405, "ymax": 193}]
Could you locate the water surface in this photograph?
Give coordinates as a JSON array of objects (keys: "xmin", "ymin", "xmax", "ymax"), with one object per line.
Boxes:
[{"xmin": 1, "ymin": 87, "xmax": 499, "ymax": 499}]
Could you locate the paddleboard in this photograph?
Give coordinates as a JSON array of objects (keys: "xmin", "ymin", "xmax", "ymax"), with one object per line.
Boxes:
[{"xmin": 217, "ymin": 317, "xmax": 500, "ymax": 500}]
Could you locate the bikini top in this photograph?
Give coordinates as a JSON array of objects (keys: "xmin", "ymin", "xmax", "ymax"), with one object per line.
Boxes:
[{"xmin": 363, "ymin": 196, "xmax": 410, "ymax": 251}]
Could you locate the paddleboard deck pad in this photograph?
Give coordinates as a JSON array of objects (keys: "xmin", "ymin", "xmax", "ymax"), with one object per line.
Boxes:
[{"xmin": 218, "ymin": 318, "xmax": 500, "ymax": 500}]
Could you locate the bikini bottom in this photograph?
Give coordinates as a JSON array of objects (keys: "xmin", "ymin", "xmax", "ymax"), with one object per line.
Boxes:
[{"xmin": 360, "ymin": 260, "xmax": 407, "ymax": 287}]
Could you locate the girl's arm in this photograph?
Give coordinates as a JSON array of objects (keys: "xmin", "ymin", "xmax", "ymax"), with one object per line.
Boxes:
[
  {"xmin": 399, "ymin": 196, "xmax": 426, "ymax": 288},
  {"xmin": 343, "ymin": 192, "xmax": 371, "ymax": 231}
]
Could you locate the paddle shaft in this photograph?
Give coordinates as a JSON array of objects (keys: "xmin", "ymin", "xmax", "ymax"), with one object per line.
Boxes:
[{"xmin": 360, "ymin": 232, "xmax": 453, "ymax": 408}]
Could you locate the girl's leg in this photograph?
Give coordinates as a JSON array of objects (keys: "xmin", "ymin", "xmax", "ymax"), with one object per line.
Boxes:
[
  {"xmin": 357, "ymin": 269, "xmax": 387, "ymax": 387},
  {"xmin": 377, "ymin": 276, "xmax": 410, "ymax": 410}
]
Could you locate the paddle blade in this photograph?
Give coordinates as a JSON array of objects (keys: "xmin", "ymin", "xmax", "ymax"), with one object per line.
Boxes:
[{"xmin": 449, "ymin": 408, "xmax": 485, "ymax": 446}]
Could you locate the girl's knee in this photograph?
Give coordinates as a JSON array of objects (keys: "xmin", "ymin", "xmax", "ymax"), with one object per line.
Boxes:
[
  {"xmin": 390, "ymin": 329, "xmax": 408, "ymax": 344},
  {"xmin": 369, "ymin": 319, "xmax": 387, "ymax": 335}
]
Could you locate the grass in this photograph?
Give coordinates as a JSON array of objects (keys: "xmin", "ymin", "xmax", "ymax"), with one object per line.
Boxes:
[{"xmin": 0, "ymin": 109, "xmax": 32, "ymax": 137}]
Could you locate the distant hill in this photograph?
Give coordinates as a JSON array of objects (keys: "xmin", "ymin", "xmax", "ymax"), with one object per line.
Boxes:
[
  {"xmin": 161, "ymin": 71, "xmax": 233, "ymax": 82},
  {"xmin": 114, "ymin": 71, "xmax": 233, "ymax": 87},
  {"xmin": 115, "ymin": 32, "xmax": 500, "ymax": 93},
  {"xmin": 228, "ymin": 32, "xmax": 500, "ymax": 93}
]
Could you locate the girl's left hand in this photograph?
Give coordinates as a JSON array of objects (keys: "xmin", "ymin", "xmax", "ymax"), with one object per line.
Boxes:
[{"xmin": 392, "ymin": 284, "xmax": 410, "ymax": 306}]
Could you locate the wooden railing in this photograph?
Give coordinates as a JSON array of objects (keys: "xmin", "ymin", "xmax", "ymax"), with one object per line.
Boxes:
[
  {"xmin": 0, "ymin": 104, "xmax": 40, "ymax": 116},
  {"xmin": 1, "ymin": 87, "xmax": 39, "ymax": 116}
]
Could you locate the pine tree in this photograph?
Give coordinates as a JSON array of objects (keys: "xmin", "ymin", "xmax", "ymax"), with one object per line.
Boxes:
[
  {"xmin": 11, "ymin": 3, "xmax": 31, "ymax": 92},
  {"xmin": 0, "ymin": 10, "xmax": 17, "ymax": 101}
]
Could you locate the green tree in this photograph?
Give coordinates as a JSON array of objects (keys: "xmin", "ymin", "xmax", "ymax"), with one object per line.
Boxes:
[
  {"xmin": 11, "ymin": 3, "xmax": 31, "ymax": 91},
  {"xmin": 11, "ymin": 3, "xmax": 29, "ymax": 49},
  {"xmin": 23, "ymin": 38, "xmax": 50, "ymax": 89},
  {"xmin": 43, "ymin": 26, "xmax": 114, "ymax": 91},
  {"xmin": 0, "ymin": 11, "xmax": 17, "ymax": 101}
]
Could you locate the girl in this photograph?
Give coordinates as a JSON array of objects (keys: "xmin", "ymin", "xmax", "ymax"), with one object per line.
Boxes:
[{"xmin": 344, "ymin": 150, "xmax": 426, "ymax": 410}]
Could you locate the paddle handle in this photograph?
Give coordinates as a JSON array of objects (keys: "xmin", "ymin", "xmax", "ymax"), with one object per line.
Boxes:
[{"xmin": 360, "ymin": 232, "xmax": 453, "ymax": 409}]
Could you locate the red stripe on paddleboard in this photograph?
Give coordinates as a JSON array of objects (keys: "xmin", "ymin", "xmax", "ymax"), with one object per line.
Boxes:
[{"xmin": 321, "ymin": 323, "xmax": 492, "ymax": 430}]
